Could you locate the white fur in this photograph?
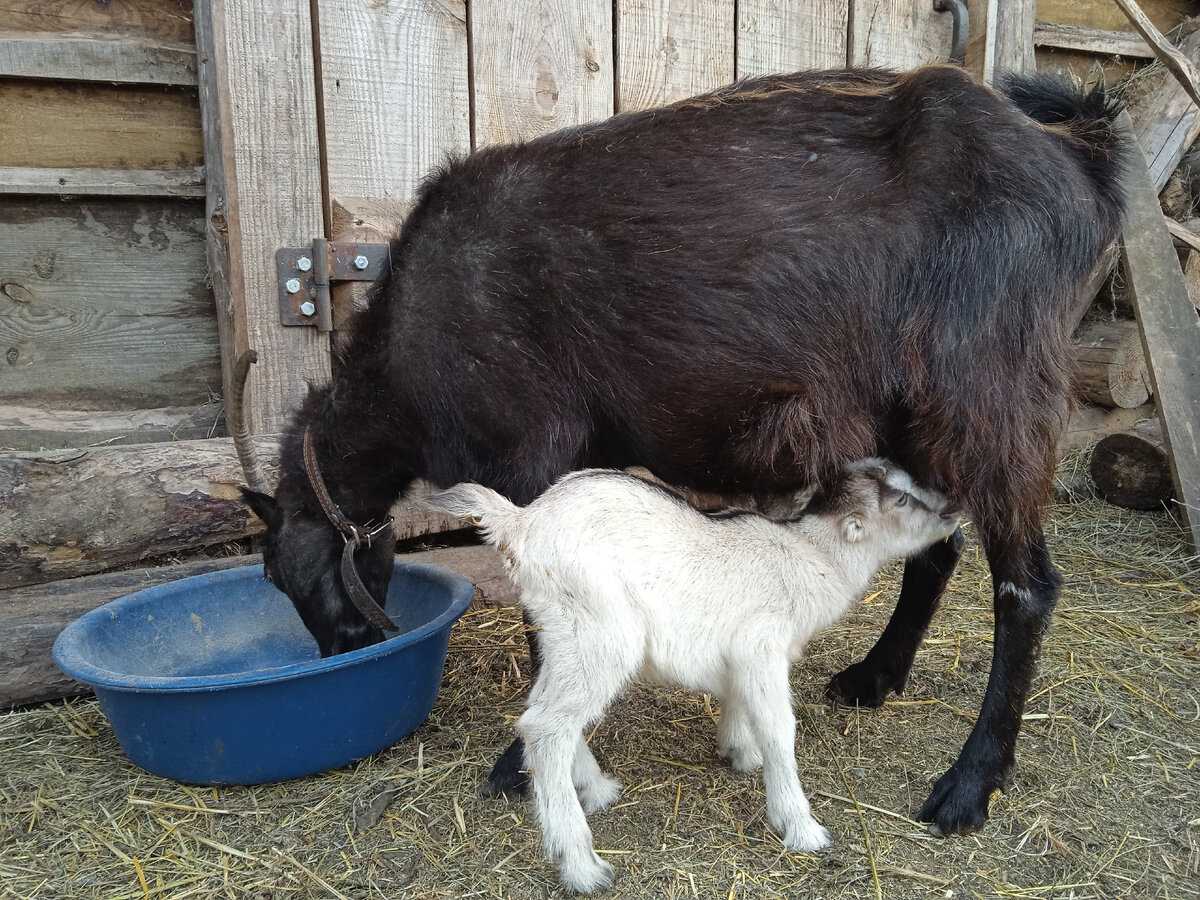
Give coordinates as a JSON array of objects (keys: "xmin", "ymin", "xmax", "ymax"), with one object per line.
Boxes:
[{"xmin": 428, "ymin": 460, "xmax": 959, "ymax": 893}]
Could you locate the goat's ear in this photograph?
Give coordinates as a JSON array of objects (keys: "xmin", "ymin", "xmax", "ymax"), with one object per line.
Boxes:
[
  {"xmin": 240, "ymin": 487, "xmax": 282, "ymax": 530},
  {"xmin": 840, "ymin": 512, "xmax": 866, "ymax": 543}
]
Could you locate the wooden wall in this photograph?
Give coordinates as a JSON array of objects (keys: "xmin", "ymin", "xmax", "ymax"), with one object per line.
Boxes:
[
  {"xmin": 0, "ymin": 0, "xmax": 1194, "ymax": 454},
  {"xmin": 0, "ymin": 1, "xmax": 220, "ymax": 451}
]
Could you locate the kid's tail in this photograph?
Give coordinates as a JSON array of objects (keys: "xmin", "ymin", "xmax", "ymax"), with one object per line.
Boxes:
[{"xmin": 426, "ymin": 483, "xmax": 528, "ymax": 552}]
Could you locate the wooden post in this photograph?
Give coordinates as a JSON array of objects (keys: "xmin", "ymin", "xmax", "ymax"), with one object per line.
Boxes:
[
  {"xmin": 737, "ymin": 0, "xmax": 849, "ymax": 75},
  {"xmin": 471, "ymin": 0, "xmax": 614, "ymax": 146},
  {"xmin": 1119, "ymin": 111, "xmax": 1200, "ymax": 550},
  {"xmin": 615, "ymin": 0, "xmax": 735, "ymax": 113},
  {"xmin": 193, "ymin": 0, "xmax": 330, "ymax": 436}
]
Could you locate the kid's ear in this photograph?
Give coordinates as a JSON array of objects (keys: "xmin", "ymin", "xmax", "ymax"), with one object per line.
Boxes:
[
  {"xmin": 240, "ymin": 487, "xmax": 281, "ymax": 530},
  {"xmin": 841, "ymin": 513, "xmax": 866, "ymax": 543}
]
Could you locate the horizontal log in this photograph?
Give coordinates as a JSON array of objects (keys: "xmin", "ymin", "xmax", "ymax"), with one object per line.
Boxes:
[
  {"xmin": 0, "ymin": 165, "xmax": 205, "ymax": 197},
  {"xmin": 1090, "ymin": 417, "xmax": 1174, "ymax": 510},
  {"xmin": 4, "ymin": 0, "xmax": 197, "ymax": 46},
  {"xmin": 1072, "ymin": 318, "xmax": 1152, "ymax": 408},
  {"xmin": 0, "ymin": 544, "xmax": 517, "ymax": 709},
  {"xmin": 0, "ymin": 31, "xmax": 197, "ymax": 85},
  {"xmin": 0, "ymin": 435, "xmax": 465, "ymax": 588},
  {"xmin": 0, "ymin": 436, "xmax": 280, "ymax": 589}
]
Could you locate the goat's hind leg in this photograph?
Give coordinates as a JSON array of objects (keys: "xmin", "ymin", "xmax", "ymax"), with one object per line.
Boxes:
[
  {"xmin": 827, "ymin": 528, "xmax": 964, "ymax": 707},
  {"xmin": 716, "ymin": 694, "xmax": 763, "ymax": 772},
  {"xmin": 573, "ymin": 735, "xmax": 622, "ymax": 813},
  {"xmin": 917, "ymin": 530, "xmax": 1060, "ymax": 835}
]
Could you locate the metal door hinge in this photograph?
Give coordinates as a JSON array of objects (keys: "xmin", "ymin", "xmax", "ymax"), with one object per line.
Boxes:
[{"xmin": 277, "ymin": 239, "xmax": 390, "ymax": 331}]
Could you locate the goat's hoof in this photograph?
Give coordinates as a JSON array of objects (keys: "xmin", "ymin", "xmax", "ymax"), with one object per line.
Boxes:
[
  {"xmin": 824, "ymin": 660, "xmax": 903, "ymax": 708},
  {"xmin": 558, "ymin": 856, "xmax": 616, "ymax": 894},
  {"xmin": 577, "ymin": 774, "xmax": 622, "ymax": 813},
  {"xmin": 717, "ymin": 744, "xmax": 763, "ymax": 773},
  {"xmin": 481, "ymin": 741, "xmax": 530, "ymax": 799},
  {"xmin": 916, "ymin": 765, "xmax": 997, "ymax": 835},
  {"xmin": 775, "ymin": 815, "xmax": 832, "ymax": 853}
]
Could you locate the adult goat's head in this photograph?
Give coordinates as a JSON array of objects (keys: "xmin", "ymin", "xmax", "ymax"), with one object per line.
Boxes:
[{"xmin": 232, "ymin": 352, "xmax": 395, "ymax": 658}]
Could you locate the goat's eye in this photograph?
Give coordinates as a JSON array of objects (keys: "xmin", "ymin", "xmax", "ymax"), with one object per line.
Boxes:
[{"xmin": 896, "ymin": 493, "xmax": 909, "ymax": 507}]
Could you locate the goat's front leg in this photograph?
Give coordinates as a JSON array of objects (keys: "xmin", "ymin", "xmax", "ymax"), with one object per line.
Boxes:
[
  {"xmin": 572, "ymin": 735, "xmax": 622, "ymax": 813},
  {"xmin": 482, "ymin": 610, "xmax": 541, "ymax": 798},
  {"xmin": 916, "ymin": 531, "xmax": 1060, "ymax": 834},
  {"xmin": 732, "ymin": 657, "xmax": 831, "ymax": 852},
  {"xmin": 827, "ymin": 528, "xmax": 964, "ymax": 706}
]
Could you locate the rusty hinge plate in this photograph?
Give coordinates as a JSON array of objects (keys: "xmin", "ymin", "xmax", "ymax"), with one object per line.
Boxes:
[{"xmin": 277, "ymin": 239, "xmax": 390, "ymax": 331}]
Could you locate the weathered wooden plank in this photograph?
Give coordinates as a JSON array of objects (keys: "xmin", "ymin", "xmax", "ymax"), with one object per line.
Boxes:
[
  {"xmin": 1119, "ymin": 112, "xmax": 1200, "ymax": 551},
  {"xmin": 3, "ymin": 0, "xmax": 196, "ymax": 45},
  {"xmin": 0, "ymin": 165, "xmax": 205, "ymax": 197},
  {"xmin": 1114, "ymin": 0, "xmax": 1200, "ymax": 111},
  {"xmin": 616, "ymin": 0, "xmax": 735, "ymax": 113},
  {"xmin": 471, "ymin": 0, "xmax": 614, "ymax": 146},
  {"xmin": 848, "ymin": 0, "xmax": 954, "ymax": 69},
  {"xmin": 0, "ymin": 31, "xmax": 197, "ymax": 85},
  {"xmin": 0, "ymin": 198, "xmax": 219, "ymax": 410},
  {"xmin": 1033, "ymin": 22, "xmax": 1154, "ymax": 58},
  {"xmin": 993, "ymin": 0, "xmax": 1035, "ymax": 74},
  {"xmin": 1129, "ymin": 24, "xmax": 1200, "ymax": 193},
  {"xmin": 193, "ymin": 0, "xmax": 330, "ymax": 434},
  {"xmin": 0, "ymin": 402, "xmax": 225, "ymax": 451},
  {"xmin": 0, "ymin": 79, "xmax": 203, "ymax": 171},
  {"xmin": 0, "ymin": 542, "xmax": 516, "ymax": 709},
  {"xmin": 737, "ymin": 0, "xmax": 848, "ymax": 76}
]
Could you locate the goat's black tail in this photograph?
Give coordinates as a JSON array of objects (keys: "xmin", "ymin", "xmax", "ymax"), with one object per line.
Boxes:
[{"xmin": 1000, "ymin": 72, "xmax": 1129, "ymax": 215}]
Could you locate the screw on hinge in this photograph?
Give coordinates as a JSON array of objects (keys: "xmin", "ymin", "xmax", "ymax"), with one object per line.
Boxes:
[
  {"xmin": 299, "ymin": 300, "xmax": 316, "ymax": 316},
  {"xmin": 297, "ymin": 256, "xmax": 313, "ymax": 272},
  {"xmin": 286, "ymin": 278, "xmax": 302, "ymax": 294},
  {"xmin": 354, "ymin": 255, "xmax": 369, "ymax": 270}
]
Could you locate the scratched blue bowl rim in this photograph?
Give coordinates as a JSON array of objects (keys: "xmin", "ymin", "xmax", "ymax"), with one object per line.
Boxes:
[{"xmin": 53, "ymin": 561, "xmax": 475, "ymax": 693}]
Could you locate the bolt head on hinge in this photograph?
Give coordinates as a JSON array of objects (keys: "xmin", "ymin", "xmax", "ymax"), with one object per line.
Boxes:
[
  {"xmin": 297, "ymin": 256, "xmax": 312, "ymax": 272},
  {"xmin": 299, "ymin": 300, "xmax": 316, "ymax": 316},
  {"xmin": 354, "ymin": 255, "xmax": 369, "ymax": 270},
  {"xmin": 286, "ymin": 278, "xmax": 302, "ymax": 294}
]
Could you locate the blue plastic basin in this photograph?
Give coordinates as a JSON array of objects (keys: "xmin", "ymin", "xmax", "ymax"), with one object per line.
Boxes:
[{"xmin": 52, "ymin": 561, "xmax": 474, "ymax": 785}]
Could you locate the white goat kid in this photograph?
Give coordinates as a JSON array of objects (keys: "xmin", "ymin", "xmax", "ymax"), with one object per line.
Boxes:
[{"xmin": 428, "ymin": 460, "xmax": 960, "ymax": 893}]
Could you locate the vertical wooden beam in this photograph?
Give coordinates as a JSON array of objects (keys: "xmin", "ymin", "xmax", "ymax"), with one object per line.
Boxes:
[
  {"xmin": 193, "ymin": 0, "xmax": 330, "ymax": 435},
  {"xmin": 737, "ymin": 0, "xmax": 850, "ymax": 76},
  {"xmin": 316, "ymin": 0, "xmax": 471, "ymax": 322},
  {"xmin": 615, "ymin": 0, "xmax": 735, "ymax": 113},
  {"xmin": 471, "ymin": 0, "xmax": 614, "ymax": 146},
  {"xmin": 1120, "ymin": 112, "xmax": 1200, "ymax": 550},
  {"xmin": 848, "ymin": 0, "xmax": 954, "ymax": 68},
  {"xmin": 991, "ymin": 0, "xmax": 1035, "ymax": 74}
]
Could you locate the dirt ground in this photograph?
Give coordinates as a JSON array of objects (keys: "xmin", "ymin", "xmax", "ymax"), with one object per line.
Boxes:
[{"xmin": 1, "ymin": 484, "xmax": 1197, "ymax": 900}]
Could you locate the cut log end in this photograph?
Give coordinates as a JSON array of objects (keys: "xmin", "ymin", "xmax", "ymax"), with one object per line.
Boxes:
[{"xmin": 1089, "ymin": 419, "xmax": 1175, "ymax": 510}]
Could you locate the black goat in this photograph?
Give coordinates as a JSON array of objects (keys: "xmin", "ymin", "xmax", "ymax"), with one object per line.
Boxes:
[{"xmin": 241, "ymin": 65, "xmax": 1126, "ymax": 836}]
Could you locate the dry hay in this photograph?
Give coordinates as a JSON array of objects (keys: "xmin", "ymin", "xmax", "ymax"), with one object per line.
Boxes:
[{"xmin": 2, "ymin": 482, "xmax": 1198, "ymax": 899}]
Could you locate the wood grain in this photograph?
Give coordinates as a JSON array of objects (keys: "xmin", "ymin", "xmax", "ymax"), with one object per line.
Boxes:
[
  {"xmin": 0, "ymin": 165, "xmax": 205, "ymax": 197},
  {"xmin": 0, "ymin": 30, "xmax": 197, "ymax": 84},
  {"xmin": 0, "ymin": 403, "xmax": 226, "ymax": 451},
  {"xmin": 616, "ymin": 0, "xmax": 735, "ymax": 113},
  {"xmin": 193, "ymin": 0, "xmax": 330, "ymax": 434},
  {"xmin": 737, "ymin": 0, "xmax": 849, "ymax": 76},
  {"xmin": 1033, "ymin": 22, "xmax": 1154, "ymax": 58},
  {"xmin": 0, "ymin": 79, "xmax": 202, "ymax": 171},
  {"xmin": 1128, "ymin": 23, "xmax": 1200, "ymax": 191},
  {"xmin": 0, "ymin": 198, "xmax": 219, "ymax": 411},
  {"xmin": 1119, "ymin": 111, "xmax": 1200, "ymax": 551},
  {"xmin": 472, "ymin": 0, "xmax": 614, "ymax": 146},
  {"xmin": 849, "ymin": 0, "xmax": 955, "ymax": 68},
  {"xmin": 1, "ymin": 0, "xmax": 196, "ymax": 45}
]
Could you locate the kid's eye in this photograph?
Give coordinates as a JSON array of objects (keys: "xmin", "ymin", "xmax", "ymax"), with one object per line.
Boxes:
[{"xmin": 896, "ymin": 494, "xmax": 909, "ymax": 507}]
